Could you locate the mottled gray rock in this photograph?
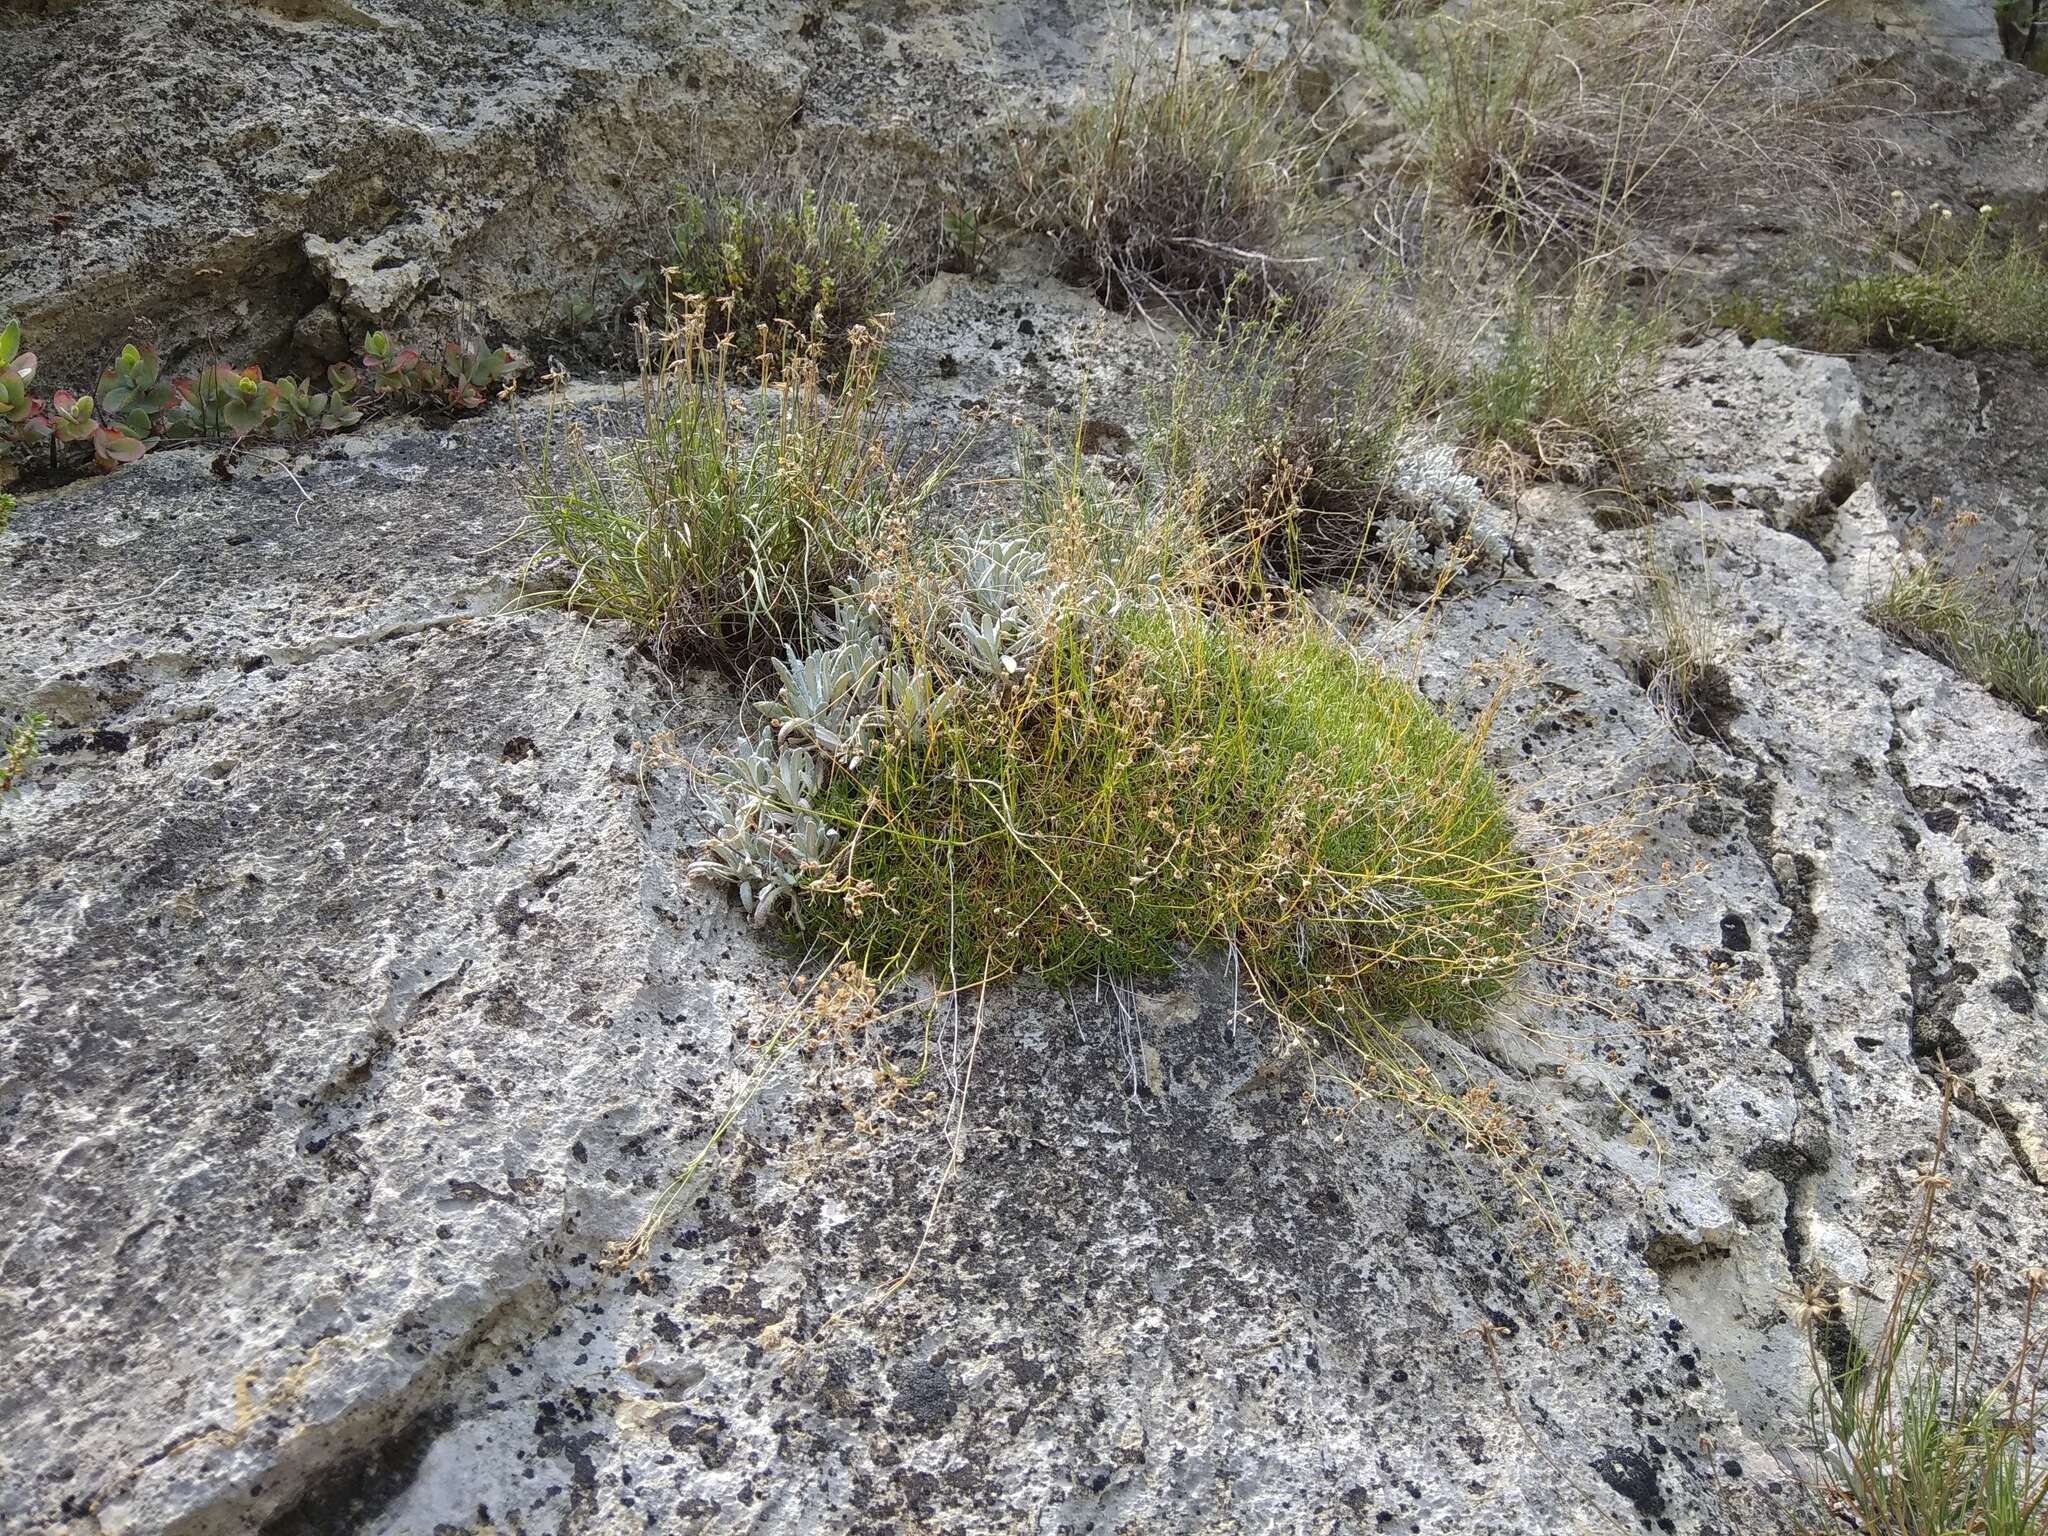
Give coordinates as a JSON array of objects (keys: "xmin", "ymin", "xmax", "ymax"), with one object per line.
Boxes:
[
  {"xmin": 5, "ymin": 3, "xmax": 2048, "ymax": 1530},
  {"xmin": 1, "ymin": 0, "xmax": 1214, "ymax": 384},
  {"xmin": 1854, "ymin": 347, "xmax": 2048, "ymax": 627},
  {"xmin": 5, "ymin": 287, "xmax": 2045, "ymax": 1536},
  {"xmin": 1828, "ymin": 0, "xmax": 2008, "ymax": 61},
  {"xmin": 1657, "ymin": 335, "xmax": 1882, "ymax": 573}
]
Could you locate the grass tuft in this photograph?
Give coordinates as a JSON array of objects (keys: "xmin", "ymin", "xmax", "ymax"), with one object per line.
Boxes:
[
  {"xmin": 691, "ymin": 481, "xmax": 1546, "ymax": 1044},
  {"xmin": 1796, "ymin": 1079, "xmax": 2048, "ymax": 1536},
  {"xmin": 521, "ymin": 301, "xmax": 961, "ymax": 664},
  {"xmin": 1015, "ymin": 47, "xmax": 1329, "ymax": 322},
  {"xmin": 1869, "ymin": 558, "xmax": 2048, "ymax": 721},
  {"xmin": 1812, "ymin": 205, "xmax": 2048, "ymax": 362},
  {"xmin": 1393, "ymin": 0, "xmax": 1853, "ymax": 255},
  {"xmin": 1631, "ymin": 524, "xmax": 1735, "ymax": 736},
  {"xmin": 1139, "ymin": 287, "xmax": 1482, "ymax": 593},
  {"xmin": 1457, "ymin": 277, "xmax": 1668, "ymax": 488}
]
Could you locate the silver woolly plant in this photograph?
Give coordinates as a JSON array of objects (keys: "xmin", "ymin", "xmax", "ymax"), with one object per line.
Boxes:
[
  {"xmin": 756, "ymin": 630, "xmax": 888, "ymax": 760},
  {"xmin": 938, "ymin": 534, "xmax": 1054, "ymax": 678},
  {"xmin": 691, "ymin": 529, "xmax": 1059, "ymax": 926},
  {"xmin": 1369, "ymin": 434, "xmax": 1510, "ymax": 590},
  {"xmin": 688, "ymin": 728, "xmax": 834, "ymax": 927}
]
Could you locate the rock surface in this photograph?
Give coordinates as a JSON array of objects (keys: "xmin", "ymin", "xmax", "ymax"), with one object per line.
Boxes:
[
  {"xmin": 5, "ymin": 5, "xmax": 2048, "ymax": 1535},
  {"xmin": 5, "ymin": 303, "xmax": 2045, "ymax": 1536},
  {"xmin": 1855, "ymin": 347, "xmax": 2048, "ymax": 625},
  {"xmin": 0, "ymin": 0, "xmax": 1278, "ymax": 386}
]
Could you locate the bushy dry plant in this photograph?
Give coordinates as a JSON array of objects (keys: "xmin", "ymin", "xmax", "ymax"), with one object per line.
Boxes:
[
  {"xmin": 669, "ymin": 174, "xmax": 907, "ymax": 380},
  {"xmin": 521, "ymin": 299, "xmax": 961, "ymax": 663},
  {"xmin": 1395, "ymin": 0, "xmax": 1853, "ymax": 253},
  {"xmin": 1142, "ymin": 286, "xmax": 1460, "ymax": 590},
  {"xmin": 1015, "ymin": 46, "xmax": 1331, "ymax": 321}
]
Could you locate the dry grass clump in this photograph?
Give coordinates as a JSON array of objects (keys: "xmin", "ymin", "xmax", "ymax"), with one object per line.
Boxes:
[
  {"xmin": 1015, "ymin": 48, "xmax": 1331, "ymax": 322},
  {"xmin": 1141, "ymin": 287, "xmax": 1480, "ymax": 592},
  {"xmin": 520, "ymin": 301, "xmax": 961, "ymax": 664},
  {"xmin": 669, "ymin": 174, "xmax": 908, "ymax": 379},
  {"xmin": 1870, "ymin": 556, "xmax": 2048, "ymax": 722},
  {"xmin": 1394, "ymin": 0, "xmax": 1852, "ymax": 254},
  {"xmin": 1456, "ymin": 276, "xmax": 1669, "ymax": 488},
  {"xmin": 1631, "ymin": 525, "xmax": 1735, "ymax": 736}
]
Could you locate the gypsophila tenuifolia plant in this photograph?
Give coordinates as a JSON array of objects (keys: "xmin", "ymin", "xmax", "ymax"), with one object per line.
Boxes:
[
  {"xmin": 1141, "ymin": 284, "xmax": 1499, "ymax": 594},
  {"xmin": 1014, "ymin": 41, "xmax": 1330, "ymax": 324},
  {"xmin": 0, "ymin": 492, "xmax": 14, "ymax": 531},
  {"xmin": 691, "ymin": 497, "xmax": 1546, "ymax": 1040},
  {"xmin": 521, "ymin": 297, "xmax": 964, "ymax": 663},
  {"xmin": 2, "ymin": 710, "xmax": 46, "ymax": 796},
  {"xmin": 1796, "ymin": 1078, "xmax": 2048, "ymax": 1536},
  {"xmin": 668, "ymin": 174, "xmax": 905, "ymax": 381},
  {"xmin": 0, "ymin": 320, "xmax": 513, "ymax": 479}
]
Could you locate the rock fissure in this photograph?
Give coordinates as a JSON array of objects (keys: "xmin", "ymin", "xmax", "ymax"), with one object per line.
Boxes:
[{"xmin": 1887, "ymin": 707, "xmax": 2046, "ymax": 1189}]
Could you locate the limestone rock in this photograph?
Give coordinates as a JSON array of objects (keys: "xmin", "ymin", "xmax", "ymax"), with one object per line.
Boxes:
[
  {"xmin": 5, "ymin": 303, "xmax": 2045, "ymax": 1535},
  {"xmin": 4, "ymin": 4, "xmax": 2048, "ymax": 1532}
]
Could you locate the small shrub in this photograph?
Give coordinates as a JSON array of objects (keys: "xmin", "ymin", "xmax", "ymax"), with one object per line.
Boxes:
[
  {"xmin": 1795, "ymin": 1080, "xmax": 2048, "ymax": 1536},
  {"xmin": 0, "ymin": 492, "xmax": 14, "ymax": 531},
  {"xmin": 1709, "ymin": 290, "xmax": 1794, "ymax": 345},
  {"xmin": 2, "ymin": 710, "xmax": 45, "ymax": 796},
  {"xmin": 1141, "ymin": 288, "xmax": 1495, "ymax": 592},
  {"xmin": 521, "ymin": 300, "xmax": 961, "ymax": 663},
  {"xmin": 1457, "ymin": 279, "xmax": 1668, "ymax": 486},
  {"xmin": 1015, "ymin": 51, "xmax": 1327, "ymax": 321},
  {"xmin": 690, "ymin": 512, "xmax": 1544, "ymax": 1039},
  {"xmin": 668, "ymin": 177, "xmax": 905, "ymax": 379},
  {"xmin": 1870, "ymin": 558, "xmax": 2048, "ymax": 721}
]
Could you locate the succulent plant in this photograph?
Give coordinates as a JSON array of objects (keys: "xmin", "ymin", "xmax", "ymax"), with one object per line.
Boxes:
[
  {"xmin": 364, "ymin": 332, "xmax": 516, "ymax": 411},
  {"xmin": 96, "ymin": 344, "xmax": 173, "ymax": 432},
  {"xmin": 3, "ymin": 320, "xmax": 512, "ymax": 480},
  {"xmin": 272, "ymin": 367, "xmax": 364, "ymax": 437}
]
